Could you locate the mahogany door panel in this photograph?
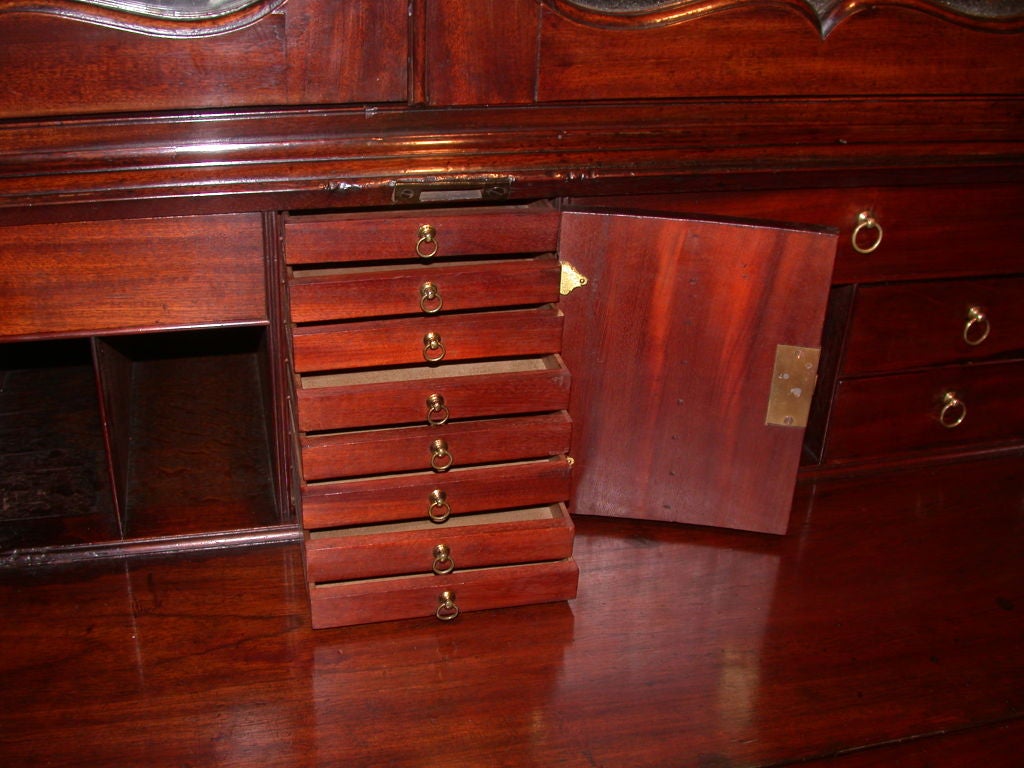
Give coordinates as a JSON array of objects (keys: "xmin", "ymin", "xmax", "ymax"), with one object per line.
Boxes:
[
  {"xmin": 840, "ymin": 277, "xmax": 1024, "ymax": 376},
  {"xmin": 296, "ymin": 357, "xmax": 570, "ymax": 432},
  {"xmin": 290, "ymin": 307, "xmax": 564, "ymax": 373},
  {"xmin": 288, "ymin": 257, "xmax": 562, "ymax": 323},
  {"xmin": 536, "ymin": 4, "xmax": 1024, "ymax": 102},
  {"xmin": 301, "ymin": 457, "xmax": 573, "ymax": 529},
  {"xmin": 0, "ymin": 214, "xmax": 266, "ymax": 339},
  {"xmin": 308, "ymin": 559, "xmax": 579, "ymax": 629},
  {"xmin": 305, "ymin": 504, "xmax": 574, "ymax": 582},
  {"xmin": 559, "ymin": 209, "xmax": 836, "ymax": 534},
  {"xmin": 824, "ymin": 360, "xmax": 1024, "ymax": 461},
  {"xmin": 299, "ymin": 412, "xmax": 572, "ymax": 481},
  {"xmin": 573, "ymin": 185, "xmax": 1024, "ymax": 284},
  {"xmin": 285, "ymin": 205, "xmax": 560, "ymax": 265}
]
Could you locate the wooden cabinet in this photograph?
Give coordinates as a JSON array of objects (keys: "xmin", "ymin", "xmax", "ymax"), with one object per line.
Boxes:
[
  {"xmin": 283, "ymin": 204, "xmax": 579, "ymax": 628},
  {"xmin": 283, "ymin": 202, "xmax": 836, "ymax": 626}
]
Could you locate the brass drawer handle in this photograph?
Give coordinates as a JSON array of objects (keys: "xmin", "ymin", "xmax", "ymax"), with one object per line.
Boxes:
[
  {"xmin": 432, "ymin": 543, "xmax": 455, "ymax": 575},
  {"xmin": 435, "ymin": 590, "xmax": 459, "ymax": 621},
  {"xmin": 416, "ymin": 224, "xmax": 438, "ymax": 258},
  {"xmin": 423, "ymin": 331, "xmax": 446, "ymax": 363},
  {"xmin": 426, "ymin": 393, "xmax": 450, "ymax": 426},
  {"xmin": 430, "ymin": 438, "xmax": 453, "ymax": 472},
  {"xmin": 419, "ymin": 281, "xmax": 443, "ymax": 314},
  {"xmin": 939, "ymin": 391, "xmax": 967, "ymax": 428},
  {"xmin": 851, "ymin": 211, "xmax": 883, "ymax": 254},
  {"xmin": 428, "ymin": 488, "xmax": 451, "ymax": 523},
  {"xmin": 963, "ymin": 306, "xmax": 990, "ymax": 346}
]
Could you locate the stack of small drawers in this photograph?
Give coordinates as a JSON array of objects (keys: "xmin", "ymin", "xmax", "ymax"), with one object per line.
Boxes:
[{"xmin": 283, "ymin": 203, "xmax": 579, "ymax": 628}]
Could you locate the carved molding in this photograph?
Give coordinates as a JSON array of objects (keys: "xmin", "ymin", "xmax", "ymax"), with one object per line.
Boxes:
[
  {"xmin": 546, "ymin": 0, "xmax": 1024, "ymax": 35},
  {"xmin": 0, "ymin": 0, "xmax": 286, "ymax": 37}
]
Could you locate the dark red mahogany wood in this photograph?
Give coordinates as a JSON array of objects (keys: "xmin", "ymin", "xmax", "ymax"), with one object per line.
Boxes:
[{"xmin": 0, "ymin": 454, "xmax": 1020, "ymax": 766}]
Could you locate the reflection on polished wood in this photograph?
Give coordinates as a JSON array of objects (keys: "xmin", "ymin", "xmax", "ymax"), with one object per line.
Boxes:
[{"xmin": 1, "ymin": 454, "xmax": 1020, "ymax": 766}]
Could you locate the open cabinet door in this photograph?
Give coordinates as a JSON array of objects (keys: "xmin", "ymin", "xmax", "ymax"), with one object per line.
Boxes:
[{"xmin": 559, "ymin": 209, "xmax": 837, "ymax": 534}]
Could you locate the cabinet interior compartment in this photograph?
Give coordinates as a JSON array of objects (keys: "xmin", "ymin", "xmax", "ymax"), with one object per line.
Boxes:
[
  {"xmin": 95, "ymin": 326, "xmax": 279, "ymax": 540},
  {"xmin": 0, "ymin": 338, "xmax": 117, "ymax": 551}
]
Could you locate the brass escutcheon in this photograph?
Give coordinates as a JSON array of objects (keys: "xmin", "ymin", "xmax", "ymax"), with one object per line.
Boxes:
[
  {"xmin": 851, "ymin": 211, "xmax": 883, "ymax": 254},
  {"xmin": 428, "ymin": 488, "xmax": 451, "ymax": 523},
  {"xmin": 416, "ymin": 224, "xmax": 438, "ymax": 258},
  {"xmin": 436, "ymin": 590, "xmax": 459, "ymax": 621},
  {"xmin": 430, "ymin": 438, "xmax": 453, "ymax": 472},
  {"xmin": 963, "ymin": 306, "xmax": 990, "ymax": 346},
  {"xmin": 939, "ymin": 390, "xmax": 967, "ymax": 428},
  {"xmin": 423, "ymin": 331, "xmax": 446, "ymax": 363},
  {"xmin": 419, "ymin": 281, "xmax": 443, "ymax": 314},
  {"xmin": 426, "ymin": 393, "xmax": 450, "ymax": 426},
  {"xmin": 432, "ymin": 543, "xmax": 455, "ymax": 575}
]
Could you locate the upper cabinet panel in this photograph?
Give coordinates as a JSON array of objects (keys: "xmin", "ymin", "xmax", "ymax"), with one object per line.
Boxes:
[
  {"xmin": 0, "ymin": 0, "xmax": 408, "ymax": 118},
  {"xmin": 424, "ymin": 0, "xmax": 1023, "ymax": 105}
]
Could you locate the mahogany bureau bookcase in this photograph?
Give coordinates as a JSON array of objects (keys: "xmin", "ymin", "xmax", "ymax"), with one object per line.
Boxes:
[{"xmin": 1, "ymin": 0, "xmax": 1021, "ymax": 628}]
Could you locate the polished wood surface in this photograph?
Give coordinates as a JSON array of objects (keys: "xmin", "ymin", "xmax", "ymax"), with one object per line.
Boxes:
[
  {"xmin": 1, "ymin": 454, "xmax": 1020, "ymax": 766},
  {"xmin": 560, "ymin": 210, "xmax": 836, "ymax": 534}
]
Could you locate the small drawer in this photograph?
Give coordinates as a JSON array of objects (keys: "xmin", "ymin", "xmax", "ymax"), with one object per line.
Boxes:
[
  {"xmin": 288, "ymin": 257, "xmax": 562, "ymax": 323},
  {"xmin": 300, "ymin": 412, "xmax": 573, "ymax": 481},
  {"xmin": 291, "ymin": 306, "xmax": 564, "ymax": 373},
  {"xmin": 841, "ymin": 277, "xmax": 1024, "ymax": 376},
  {"xmin": 823, "ymin": 359, "xmax": 1024, "ymax": 461},
  {"xmin": 306, "ymin": 504, "xmax": 575, "ymax": 583},
  {"xmin": 308, "ymin": 558, "xmax": 580, "ymax": 629},
  {"xmin": 285, "ymin": 205, "xmax": 561, "ymax": 266},
  {"xmin": 302, "ymin": 457, "xmax": 573, "ymax": 529},
  {"xmin": 296, "ymin": 356, "xmax": 570, "ymax": 432}
]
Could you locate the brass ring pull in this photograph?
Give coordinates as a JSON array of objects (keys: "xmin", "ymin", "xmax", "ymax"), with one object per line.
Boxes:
[
  {"xmin": 432, "ymin": 543, "xmax": 455, "ymax": 575},
  {"xmin": 939, "ymin": 391, "xmax": 967, "ymax": 428},
  {"xmin": 851, "ymin": 211, "xmax": 884, "ymax": 254},
  {"xmin": 428, "ymin": 489, "xmax": 451, "ymax": 523},
  {"xmin": 430, "ymin": 438, "xmax": 453, "ymax": 472},
  {"xmin": 423, "ymin": 332, "xmax": 446, "ymax": 363},
  {"xmin": 419, "ymin": 281, "xmax": 443, "ymax": 314},
  {"xmin": 425, "ymin": 393, "xmax": 450, "ymax": 426},
  {"xmin": 416, "ymin": 224, "xmax": 438, "ymax": 258},
  {"xmin": 435, "ymin": 590, "xmax": 459, "ymax": 621},
  {"xmin": 963, "ymin": 306, "xmax": 990, "ymax": 346}
]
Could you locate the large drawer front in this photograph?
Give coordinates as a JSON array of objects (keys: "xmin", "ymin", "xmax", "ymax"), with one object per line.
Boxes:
[
  {"xmin": 824, "ymin": 360, "xmax": 1024, "ymax": 461},
  {"xmin": 306, "ymin": 504, "xmax": 574, "ymax": 583},
  {"xmin": 576, "ymin": 184, "xmax": 1024, "ymax": 284},
  {"xmin": 308, "ymin": 559, "xmax": 580, "ymax": 630},
  {"xmin": 841, "ymin": 277, "xmax": 1024, "ymax": 376},
  {"xmin": 0, "ymin": 214, "xmax": 266, "ymax": 339}
]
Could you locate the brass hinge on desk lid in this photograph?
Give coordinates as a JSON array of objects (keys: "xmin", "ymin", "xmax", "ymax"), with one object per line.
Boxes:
[{"xmin": 765, "ymin": 344, "xmax": 821, "ymax": 428}]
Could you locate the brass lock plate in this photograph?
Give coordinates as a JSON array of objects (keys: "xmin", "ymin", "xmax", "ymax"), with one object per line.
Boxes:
[{"xmin": 765, "ymin": 344, "xmax": 820, "ymax": 428}]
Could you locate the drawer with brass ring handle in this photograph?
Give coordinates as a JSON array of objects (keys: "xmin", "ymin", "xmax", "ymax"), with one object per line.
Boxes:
[
  {"xmin": 427, "ymin": 488, "xmax": 452, "ymax": 523},
  {"xmin": 416, "ymin": 224, "xmax": 438, "ymax": 258},
  {"xmin": 435, "ymin": 590, "xmax": 459, "ymax": 621},
  {"xmin": 939, "ymin": 390, "xmax": 967, "ymax": 428},
  {"xmin": 432, "ymin": 543, "xmax": 455, "ymax": 575},
  {"xmin": 963, "ymin": 306, "xmax": 991, "ymax": 346},
  {"xmin": 851, "ymin": 210, "xmax": 883, "ymax": 254},
  {"xmin": 425, "ymin": 393, "xmax": 450, "ymax": 426},
  {"xmin": 430, "ymin": 438, "xmax": 453, "ymax": 472}
]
